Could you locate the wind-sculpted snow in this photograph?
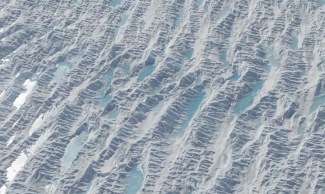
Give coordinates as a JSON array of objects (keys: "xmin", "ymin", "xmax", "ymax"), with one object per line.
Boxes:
[{"xmin": 0, "ymin": 0, "xmax": 325, "ymax": 193}]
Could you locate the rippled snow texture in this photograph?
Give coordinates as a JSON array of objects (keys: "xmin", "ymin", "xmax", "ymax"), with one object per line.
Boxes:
[{"xmin": 1, "ymin": 0, "xmax": 325, "ymax": 193}]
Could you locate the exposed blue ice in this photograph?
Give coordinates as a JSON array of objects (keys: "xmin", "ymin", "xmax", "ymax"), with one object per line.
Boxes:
[
  {"xmin": 111, "ymin": 0, "xmax": 122, "ymax": 7},
  {"xmin": 317, "ymin": 0, "xmax": 325, "ymax": 6},
  {"xmin": 53, "ymin": 60, "xmax": 72, "ymax": 82},
  {"xmin": 298, "ymin": 122, "xmax": 306, "ymax": 135},
  {"xmin": 268, "ymin": 54, "xmax": 281, "ymax": 67},
  {"xmin": 223, "ymin": 154, "xmax": 229, "ymax": 163},
  {"xmin": 120, "ymin": 66, "xmax": 130, "ymax": 76},
  {"xmin": 197, "ymin": 0, "xmax": 204, "ymax": 6},
  {"xmin": 176, "ymin": 8, "xmax": 184, "ymax": 27},
  {"xmin": 317, "ymin": 63, "xmax": 323, "ymax": 71},
  {"xmin": 101, "ymin": 95, "xmax": 112, "ymax": 107},
  {"xmin": 119, "ymin": 14, "xmax": 129, "ymax": 26},
  {"xmin": 216, "ymin": 5, "xmax": 230, "ymax": 20},
  {"xmin": 261, "ymin": 63, "xmax": 271, "ymax": 73},
  {"xmin": 70, "ymin": 52, "xmax": 83, "ymax": 63},
  {"xmin": 109, "ymin": 108, "xmax": 119, "ymax": 118},
  {"xmin": 116, "ymin": 151, "xmax": 125, "ymax": 163},
  {"xmin": 137, "ymin": 65, "xmax": 154, "ymax": 82},
  {"xmin": 204, "ymin": 2, "xmax": 209, "ymax": 12},
  {"xmin": 228, "ymin": 68, "xmax": 239, "ymax": 81},
  {"xmin": 233, "ymin": 82, "xmax": 263, "ymax": 114},
  {"xmin": 185, "ymin": 48, "xmax": 194, "ymax": 60},
  {"xmin": 152, "ymin": 86, "xmax": 163, "ymax": 95},
  {"xmin": 219, "ymin": 50, "xmax": 230, "ymax": 66},
  {"xmin": 102, "ymin": 69, "xmax": 114, "ymax": 83},
  {"xmin": 290, "ymin": 36, "xmax": 298, "ymax": 50},
  {"xmin": 309, "ymin": 95, "xmax": 325, "ymax": 114},
  {"xmin": 61, "ymin": 131, "xmax": 87, "ymax": 173},
  {"xmin": 100, "ymin": 69, "xmax": 114, "ymax": 107},
  {"xmin": 30, "ymin": 73, "xmax": 40, "ymax": 81},
  {"xmin": 125, "ymin": 166, "xmax": 144, "ymax": 194},
  {"xmin": 174, "ymin": 89, "xmax": 205, "ymax": 137}
]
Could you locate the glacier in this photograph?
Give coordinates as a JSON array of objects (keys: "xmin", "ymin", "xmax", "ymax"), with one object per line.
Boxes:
[{"xmin": 0, "ymin": 0, "xmax": 325, "ymax": 193}]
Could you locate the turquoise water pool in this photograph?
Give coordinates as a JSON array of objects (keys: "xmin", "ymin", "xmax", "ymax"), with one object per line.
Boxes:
[
  {"xmin": 125, "ymin": 166, "xmax": 144, "ymax": 194},
  {"xmin": 228, "ymin": 68, "xmax": 239, "ymax": 81},
  {"xmin": 109, "ymin": 108, "xmax": 119, "ymax": 118},
  {"xmin": 119, "ymin": 14, "xmax": 129, "ymax": 26},
  {"xmin": 233, "ymin": 82, "xmax": 263, "ymax": 114},
  {"xmin": 137, "ymin": 65, "xmax": 154, "ymax": 82},
  {"xmin": 290, "ymin": 36, "xmax": 298, "ymax": 50},
  {"xmin": 173, "ymin": 89, "xmax": 205, "ymax": 137},
  {"xmin": 197, "ymin": 0, "xmax": 204, "ymax": 6},
  {"xmin": 309, "ymin": 95, "xmax": 325, "ymax": 114},
  {"xmin": 176, "ymin": 8, "xmax": 185, "ymax": 27},
  {"xmin": 185, "ymin": 48, "xmax": 194, "ymax": 60},
  {"xmin": 111, "ymin": 0, "xmax": 121, "ymax": 7},
  {"xmin": 317, "ymin": 0, "xmax": 324, "ymax": 6},
  {"xmin": 120, "ymin": 66, "xmax": 130, "ymax": 76},
  {"xmin": 100, "ymin": 69, "xmax": 114, "ymax": 107}
]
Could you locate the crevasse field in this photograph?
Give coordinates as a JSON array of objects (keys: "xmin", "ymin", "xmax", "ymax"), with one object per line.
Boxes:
[{"xmin": 0, "ymin": 0, "xmax": 325, "ymax": 193}]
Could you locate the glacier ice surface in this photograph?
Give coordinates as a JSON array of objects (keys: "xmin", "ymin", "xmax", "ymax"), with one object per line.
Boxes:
[
  {"xmin": 125, "ymin": 166, "xmax": 144, "ymax": 194},
  {"xmin": 1, "ymin": 0, "xmax": 325, "ymax": 193}
]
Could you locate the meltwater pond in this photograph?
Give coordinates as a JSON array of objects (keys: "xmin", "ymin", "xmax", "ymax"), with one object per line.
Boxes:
[
  {"xmin": 223, "ymin": 154, "xmax": 229, "ymax": 163},
  {"xmin": 100, "ymin": 69, "xmax": 114, "ymax": 107},
  {"xmin": 309, "ymin": 95, "xmax": 325, "ymax": 114},
  {"xmin": 317, "ymin": 0, "xmax": 325, "ymax": 6},
  {"xmin": 101, "ymin": 95, "xmax": 112, "ymax": 107},
  {"xmin": 176, "ymin": 8, "xmax": 185, "ymax": 28},
  {"xmin": 185, "ymin": 48, "xmax": 194, "ymax": 60},
  {"xmin": 109, "ymin": 108, "xmax": 119, "ymax": 118},
  {"xmin": 137, "ymin": 65, "xmax": 154, "ymax": 82},
  {"xmin": 197, "ymin": 0, "xmax": 204, "ymax": 6},
  {"xmin": 119, "ymin": 14, "xmax": 129, "ymax": 26},
  {"xmin": 290, "ymin": 36, "xmax": 298, "ymax": 50},
  {"xmin": 120, "ymin": 66, "xmax": 130, "ymax": 76},
  {"xmin": 268, "ymin": 54, "xmax": 281, "ymax": 67},
  {"xmin": 125, "ymin": 166, "xmax": 144, "ymax": 194},
  {"xmin": 233, "ymin": 82, "xmax": 263, "ymax": 114},
  {"xmin": 228, "ymin": 68, "xmax": 239, "ymax": 81},
  {"xmin": 111, "ymin": 0, "xmax": 121, "ymax": 7},
  {"xmin": 173, "ymin": 89, "xmax": 205, "ymax": 137}
]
